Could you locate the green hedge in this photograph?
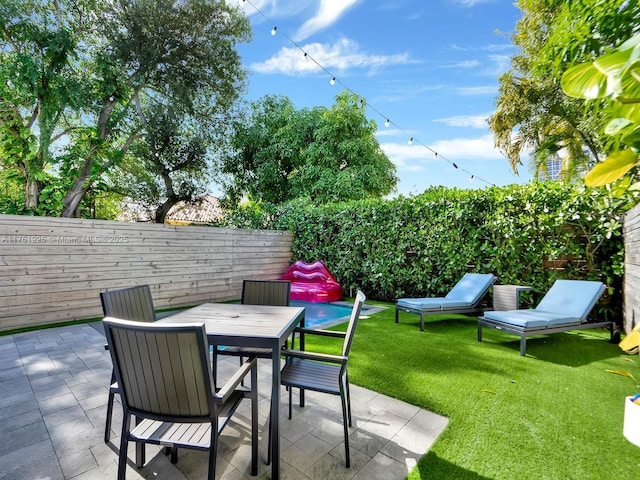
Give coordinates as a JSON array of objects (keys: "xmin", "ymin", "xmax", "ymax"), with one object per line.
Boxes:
[{"xmin": 216, "ymin": 182, "xmax": 629, "ymax": 321}]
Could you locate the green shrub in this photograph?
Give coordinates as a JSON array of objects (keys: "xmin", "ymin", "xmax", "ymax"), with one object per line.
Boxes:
[{"xmin": 216, "ymin": 182, "xmax": 629, "ymax": 321}]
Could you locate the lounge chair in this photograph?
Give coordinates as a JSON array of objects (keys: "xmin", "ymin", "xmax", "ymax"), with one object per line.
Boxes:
[
  {"xmin": 477, "ymin": 279, "xmax": 614, "ymax": 356},
  {"xmin": 395, "ymin": 273, "xmax": 496, "ymax": 331}
]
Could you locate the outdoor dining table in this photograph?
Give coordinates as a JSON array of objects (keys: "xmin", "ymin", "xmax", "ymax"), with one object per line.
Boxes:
[{"xmin": 157, "ymin": 302, "xmax": 305, "ymax": 480}]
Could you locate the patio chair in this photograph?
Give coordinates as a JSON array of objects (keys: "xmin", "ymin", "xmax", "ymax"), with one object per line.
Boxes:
[
  {"xmin": 103, "ymin": 317, "xmax": 258, "ymax": 480},
  {"xmin": 477, "ymin": 279, "xmax": 615, "ymax": 356},
  {"xmin": 395, "ymin": 273, "xmax": 496, "ymax": 331},
  {"xmin": 278, "ymin": 290, "xmax": 366, "ymax": 468},
  {"xmin": 100, "ymin": 284, "xmax": 175, "ymax": 443},
  {"xmin": 212, "ymin": 279, "xmax": 291, "ymax": 383}
]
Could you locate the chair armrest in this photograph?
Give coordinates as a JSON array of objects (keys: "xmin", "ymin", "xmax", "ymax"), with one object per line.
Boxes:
[
  {"xmin": 281, "ymin": 349, "xmax": 346, "ymax": 364},
  {"xmin": 214, "ymin": 357, "xmax": 256, "ymax": 402},
  {"xmin": 294, "ymin": 327, "xmax": 346, "ymax": 338}
]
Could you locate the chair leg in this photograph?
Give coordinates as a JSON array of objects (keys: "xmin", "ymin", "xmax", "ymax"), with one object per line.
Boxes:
[
  {"xmin": 208, "ymin": 430, "xmax": 217, "ymax": 480},
  {"xmin": 117, "ymin": 435, "xmax": 128, "ymax": 480},
  {"xmin": 345, "ymin": 375, "xmax": 352, "ymax": 427},
  {"xmin": 105, "ymin": 388, "xmax": 115, "ymax": 443},
  {"xmin": 266, "ymin": 411, "xmax": 272, "ymax": 465},
  {"xmin": 339, "ymin": 383, "xmax": 351, "ymax": 468},
  {"xmin": 288, "ymin": 385, "xmax": 293, "ymax": 419},
  {"xmin": 136, "ymin": 441, "xmax": 145, "ymax": 469},
  {"xmin": 211, "ymin": 346, "xmax": 218, "ymax": 386},
  {"xmin": 251, "ymin": 361, "xmax": 258, "ymax": 475}
]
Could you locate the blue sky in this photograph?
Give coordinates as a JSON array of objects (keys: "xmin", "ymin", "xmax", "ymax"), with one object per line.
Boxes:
[{"xmin": 230, "ymin": 0, "xmax": 533, "ymax": 197}]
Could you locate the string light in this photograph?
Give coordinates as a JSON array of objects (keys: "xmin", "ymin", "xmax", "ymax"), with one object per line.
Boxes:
[{"xmin": 242, "ymin": 0, "xmax": 495, "ymax": 188}]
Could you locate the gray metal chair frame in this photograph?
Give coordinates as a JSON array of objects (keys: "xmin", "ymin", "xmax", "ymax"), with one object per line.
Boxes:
[
  {"xmin": 279, "ymin": 290, "xmax": 366, "ymax": 468},
  {"xmin": 103, "ymin": 317, "xmax": 258, "ymax": 480},
  {"xmin": 478, "ymin": 280, "xmax": 614, "ymax": 356},
  {"xmin": 100, "ymin": 284, "xmax": 174, "ymax": 443},
  {"xmin": 395, "ymin": 273, "xmax": 496, "ymax": 331},
  {"xmin": 212, "ymin": 280, "xmax": 291, "ymax": 381}
]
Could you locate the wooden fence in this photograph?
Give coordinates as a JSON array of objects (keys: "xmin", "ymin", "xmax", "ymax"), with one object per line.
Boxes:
[
  {"xmin": 0, "ymin": 214, "xmax": 294, "ymax": 331},
  {"xmin": 624, "ymin": 203, "xmax": 640, "ymax": 333}
]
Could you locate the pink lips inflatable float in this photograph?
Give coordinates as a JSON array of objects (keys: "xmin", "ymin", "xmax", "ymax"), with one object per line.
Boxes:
[{"xmin": 281, "ymin": 260, "xmax": 344, "ymax": 303}]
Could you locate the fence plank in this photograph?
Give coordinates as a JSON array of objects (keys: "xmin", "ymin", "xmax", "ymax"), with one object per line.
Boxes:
[{"xmin": 0, "ymin": 214, "xmax": 294, "ymax": 331}]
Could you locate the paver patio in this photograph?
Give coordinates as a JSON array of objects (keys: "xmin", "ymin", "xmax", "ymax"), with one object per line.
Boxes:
[{"xmin": 0, "ymin": 322, "xmax": 447, "ymax": 480}]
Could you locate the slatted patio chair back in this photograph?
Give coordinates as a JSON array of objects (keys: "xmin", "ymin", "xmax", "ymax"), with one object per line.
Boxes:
[
  {"xmin": 100, "ymin": 284, "xmax": 157, "ymax": 323},
  {"xmin": 342, "ymin": 290, "xmax": 366, "ymax": 357},
  {"xmin": 106, "ymin": 318, "xmax": 213, "ymax": 416},
  {"xmin": 241, "ymin": 279, "xmax": 291, "ymax": 306}
]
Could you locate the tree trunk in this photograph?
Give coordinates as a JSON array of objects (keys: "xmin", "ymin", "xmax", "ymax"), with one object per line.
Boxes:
[
  {"xmin": 61, "ymin": 176, "xmax": 89, "ymax": 217},
  {"xmin": 155, "ymin": 197, "xmax": 178, "ymax": 224},
  {"xmin": 61, "ymin": 155, "xmax": 95, "ymax": 217},
  {"xmin": 24, "ymin": 178, "xmax": 40, "ymax": 210}
]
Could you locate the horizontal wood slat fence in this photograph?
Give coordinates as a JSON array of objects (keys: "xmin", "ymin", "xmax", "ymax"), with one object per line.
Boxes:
[
  {"xmin": 0, "ymin": 215, "xmax": 294, "ymax": 331},
  {"xmin": 624, "ymin": 203, "xmax": 640, "ymax": 333}
]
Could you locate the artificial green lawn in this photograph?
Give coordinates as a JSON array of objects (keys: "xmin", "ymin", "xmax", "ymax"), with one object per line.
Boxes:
[{"xmin": 307, "ymin": 301, "xmax": 640, "ymax": 479}]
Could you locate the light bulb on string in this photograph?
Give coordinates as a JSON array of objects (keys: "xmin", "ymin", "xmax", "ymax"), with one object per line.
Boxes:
[{"xmin": 239, "ymin": 0, "xmax": 495, "ymax": 188}]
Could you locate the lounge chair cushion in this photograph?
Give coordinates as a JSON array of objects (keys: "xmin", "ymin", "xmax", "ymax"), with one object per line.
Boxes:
[
  {"xmin": 396, "ymin": 297, "xmax": 475, "ymax": 311},
  {"xmin": 445, "ymin": 273, "xmax": 496, "ymax": 304},
  {"xmin": 482, "ymin": 309, "xmax": 581, "ymax": 329},
  {"xmin": 397, "ymin": 273, "xmax": 496, "ymax": 311},
  {"xmin": 535, "ymin": 280, "xmax": 605, "ymax": 319}
]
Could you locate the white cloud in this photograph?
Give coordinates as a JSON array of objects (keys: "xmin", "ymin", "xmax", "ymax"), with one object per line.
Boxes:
[
  {"xmin": 430, "ymin": 134, "xmax": 502, "ymax": 160},
  {"xmin": 435, "ymin": 114, "xmax": 492, "ymax": 128},
  {"xmin": 250, "ymin": 38, "xmax": 416, "ymax": 75},
  {"xmin": 438, "ymin": 59, "xmax": 482, "ymax": 69},
  {"xmin": 454, "ymin": 0, "xmax": 492, "ymax": 7},
  {"xmin": 375, "ymin": 128, "xmax": 404, "ymax": 137},
  {"xmin": 381, "ymin": 134, "xmax": 503, "ymax": 172},
  {"xmin": 293, "ymin": 0, "xmax": 362, "ymax": 42},
  {"xmin": 232, "ymin": 0, "xmax": 316, "ymax": 23},
  {"xmin": 454, "ymin": 85, "xmax": 497, "ymax": 95}
]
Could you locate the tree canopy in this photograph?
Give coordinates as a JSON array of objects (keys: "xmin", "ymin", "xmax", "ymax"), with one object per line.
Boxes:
[
  {"xmin": 218, "ymin": 91, "xmax": 398, "ymax": 206},
  {"xmin": 1, "ymin": 0, "xmax": 251, "ymax": 218},
  {"xmin": 489, "ymin": 0, "xmax": 640, "ymax": 180}
]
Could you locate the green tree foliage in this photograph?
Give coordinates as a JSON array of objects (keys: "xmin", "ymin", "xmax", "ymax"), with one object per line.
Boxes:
[
  {"xmin": 0, "ymin": 0, "xmax": 83, "ymax": 211},
  {"xmin": 1, "ymin": 0, "xmax": 250, "ymax": 217},
  {"xmin": 489, "ymin": 0, "xmax": 639, "ymax": 179},
  {"xmin": 114, "ymin": 101, "xmax": 212, "ymax": 223},
  {"xmin": 219, "ymin": 91, "xmax": 398, "ymax": 206},
  {"xmin": 561, "ymin": 33, "xmax": 640, "ymax": 193}
]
